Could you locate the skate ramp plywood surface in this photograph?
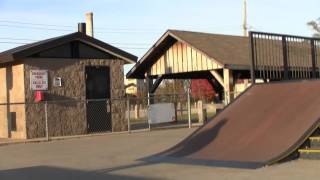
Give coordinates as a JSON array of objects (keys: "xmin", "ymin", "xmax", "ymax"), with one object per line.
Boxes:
[{"xmin": 160, "ymin": 80, "xmax": 320, "ymax": 167}]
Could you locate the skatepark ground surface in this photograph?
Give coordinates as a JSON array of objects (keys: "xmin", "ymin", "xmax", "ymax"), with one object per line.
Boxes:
[{"xmin": 0, "ymin": 128, "xmax": 319, "ymax": 180}]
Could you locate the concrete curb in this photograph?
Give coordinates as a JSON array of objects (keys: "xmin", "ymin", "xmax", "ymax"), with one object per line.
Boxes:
[{"xmin": 0, "ymin": 125, "xmax": 200, "ymax": 147}]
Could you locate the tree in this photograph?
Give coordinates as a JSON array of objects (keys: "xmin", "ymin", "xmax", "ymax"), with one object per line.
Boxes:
[
  {"xmin": 191, "ymin": 79, "xmax": 216, "ymax": 101},
  {"xmin": 307, "ymin": 18, "xmax": 320, "ymax": 37}
]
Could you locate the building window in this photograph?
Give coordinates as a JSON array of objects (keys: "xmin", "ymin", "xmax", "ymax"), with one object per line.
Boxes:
[{"xmin": 10, "ymin": 112, "xmax": 17, "ymax": 131}]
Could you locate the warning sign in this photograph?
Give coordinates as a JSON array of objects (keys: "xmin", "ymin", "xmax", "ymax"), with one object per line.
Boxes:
[{"xmin": 30, "ymin": 70, "xmax": 48, "ymax": 90}]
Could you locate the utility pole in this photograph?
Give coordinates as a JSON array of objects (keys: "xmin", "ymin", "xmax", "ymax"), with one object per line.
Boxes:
[{"xmin": 243, "ymin": 0, "xmax": 248, "ymax": 36}]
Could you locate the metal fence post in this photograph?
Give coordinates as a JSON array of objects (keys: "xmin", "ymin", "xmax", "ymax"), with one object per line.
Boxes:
[
  {"xmin": 187, "ymin": 86, "xmax": 192, "ymax": 129},
  {"xmin": 310, "ymin": 39, "xmax": 317, "ymax": 78},
  {"xmin": 249, "ymin": 31, "xmax": 256, "ymax": 84},
  {"xmin": 44, "ymin": 101, "xmax": 49, "ymax": 141},
  {"xmin": 127, "ymin": 97, "xmax": 131, "ymax": 133},
  {"xmin": 282, "ymin": 35, "xmax": 289, "ymax": 80},
  {"xmin": 108, "ymin": 99, "xmax": 113, "ymax": 133}
]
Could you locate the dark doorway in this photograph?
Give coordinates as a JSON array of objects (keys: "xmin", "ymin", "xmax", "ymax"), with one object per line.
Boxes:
[{"xmin": 85, "ymin": 66, "xmax": 112, "ymax": 133}]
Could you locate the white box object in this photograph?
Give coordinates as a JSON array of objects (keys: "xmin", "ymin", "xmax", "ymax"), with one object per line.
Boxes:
[{"xmin": 148, "ymin": 103, "xmax": 175, "ymax": 124}]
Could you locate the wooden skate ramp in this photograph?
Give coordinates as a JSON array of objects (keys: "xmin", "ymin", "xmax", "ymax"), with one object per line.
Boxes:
[{"xmin": 161, "ymin": 80, "xmax": 320, "ymax": 168}]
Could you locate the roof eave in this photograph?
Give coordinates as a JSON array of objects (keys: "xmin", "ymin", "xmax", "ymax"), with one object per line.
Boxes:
[
  {"xmin": 80, "ymin": 34, "xmax": 138, "ymax": 63},
  {"xmin": 224, "ymin": 64, "xmax": 251, "ymax": 70},
  {"xmin": 1, "ymin": 32, "xmax": 138, "ymax": 64},
  {"xmin": 0, "ymin": 54, "xmax": 14, "ymax": 64}
]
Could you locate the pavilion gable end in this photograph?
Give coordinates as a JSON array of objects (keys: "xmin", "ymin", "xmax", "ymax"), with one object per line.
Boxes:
[{"xmin": 150, "ymin": 41, "xmax": 223, "ymax": 76}]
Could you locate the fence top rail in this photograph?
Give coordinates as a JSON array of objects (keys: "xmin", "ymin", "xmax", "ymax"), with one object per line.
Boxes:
[
  {"xmin": 0, "ymin": 92, "xmax": 223, "ymax": 105},
  {"xmin": 0, "ymin": 99, "xmax": 108, "ymax": 105},
  {"xmin": 249, "ymin": 31, "xmax": 320, "ymax": 41}
]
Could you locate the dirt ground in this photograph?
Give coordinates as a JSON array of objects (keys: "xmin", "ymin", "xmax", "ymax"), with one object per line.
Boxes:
[{"xmin": 0, "ymin": 128, "xmax": 319, "ymax": 180}]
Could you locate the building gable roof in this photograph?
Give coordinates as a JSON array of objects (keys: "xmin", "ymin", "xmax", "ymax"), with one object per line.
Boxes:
[
  {"xmin": 127, "ymin": 30, "xmax": 250, "ymax": 78},
  {"xmin": 0, "ymin": 32, "xmax": 138, "ymax": 64}
]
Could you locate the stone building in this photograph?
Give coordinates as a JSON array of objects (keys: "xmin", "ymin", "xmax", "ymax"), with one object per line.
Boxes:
[{"xmin": 0, "ymin": 31, "xmax": 137, "ymax": 139}]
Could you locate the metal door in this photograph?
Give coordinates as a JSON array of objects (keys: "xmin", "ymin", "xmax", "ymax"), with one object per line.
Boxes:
[{"xmin": 85, "ymin": 66, "xmax": 112, "ymax": 132}]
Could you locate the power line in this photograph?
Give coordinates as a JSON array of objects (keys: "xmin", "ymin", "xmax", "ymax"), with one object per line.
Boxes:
[
  {"xmin": 108, "ymin": 43, "xmax": 151, "ymax": 46},
  {"xmin": 0, "ymin": 37, "xmax": 41, "ymax": 41},
  {"xmin": 96, "ymin": 30, "xmax": 159, "ymax": 34},
  {"xmin": 113, "ymin": 46, "xmax": 148, "ymax": 50},
  {"xmin": 0, "ymin": 19, "xmax": 242, "ymax": 33},
  {"xmin": 0, "ymin": 24, "xmax": 73, "ymax": 32},
  {"xmin": 0, "ymin": 41, "xmax": 28, "ymax": 45},
  {"xmin": 0, "ymin": 20, "xmax": 161, "ymax": 33},
  {"xmin": 0, "ymin": 19, "xmax": 163, "ymax": 32},
  {"xmin": 0, "ymin": 24, "xmax": 161, "ymax": 34},
  {"xmin": 0, "ymin": 41, "xmax": 149, "ymax": 49},
  {"xmin": 0, "ymin": 37, "xmax": 152, "ymax": 46},
  {"xmin": 0, "ymin": 20, "xmax": 74, "ymax": 28},
  {"xmin": 247, "ymin": 24, "xmax": 262, "ymax": 31},
  {"xmin": 0, "ymin": 37, "xmax": 150, "ymax": 44}
]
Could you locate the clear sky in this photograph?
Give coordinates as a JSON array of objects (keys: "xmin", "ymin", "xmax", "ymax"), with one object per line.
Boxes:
[{"xmin": 0, "ymin": 0, "xmax": 319, "ymax": 73}]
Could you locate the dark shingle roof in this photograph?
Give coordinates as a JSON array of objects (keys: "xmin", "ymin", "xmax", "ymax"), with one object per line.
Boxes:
[
  {"xmin": 126, "ymin": 30, "xmax": 250, "ymax": 78},
  {"xmin": 170, "ymin": 30, "xmax": 250, "ymax": 67},
  {"xmin": 0, "ymin": 32, "xmax": 138, "ymax": 64}
]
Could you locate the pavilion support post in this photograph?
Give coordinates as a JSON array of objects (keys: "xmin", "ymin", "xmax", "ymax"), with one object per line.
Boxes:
[
  {"xmin": 147, "ymin": 76, "xmax": 154, "ymax": 105},
  {"xmin": 147, "ymin": 75, "xmax": 163, "ymax": 105},
  {"xmin": 223, "ymin": 68, "xmax": 234, "ymax": 104}
]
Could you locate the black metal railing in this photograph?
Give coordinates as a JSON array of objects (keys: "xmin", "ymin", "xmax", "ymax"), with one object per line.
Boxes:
[{"xmin": 249, "ymin": 31, "xmax": 320, "ymax": 83}]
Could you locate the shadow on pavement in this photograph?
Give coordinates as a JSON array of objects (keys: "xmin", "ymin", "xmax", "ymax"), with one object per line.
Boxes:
[
  {"xmin": 138, "ymin": 118, "xmax": 263, "ymax": 169},
  {"xmin": 141, "ymin": 156, "xmax": 263, "ymax": 169},
  {"xmin": 96, "ymin": 118, "xmax": 262, "ymax": 170},
  {"xmin": 162, "ymin": 119, "xmax": 228, "ymax": 157},
  {"xmin": 0, "ymin": 166, "xmax": 160, "ymax": 180}
]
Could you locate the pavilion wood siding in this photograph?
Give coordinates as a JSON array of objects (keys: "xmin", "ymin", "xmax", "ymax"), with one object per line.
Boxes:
[{"xmin": 150, "ymin": 42, "xmax": 222, "ymax": 76}]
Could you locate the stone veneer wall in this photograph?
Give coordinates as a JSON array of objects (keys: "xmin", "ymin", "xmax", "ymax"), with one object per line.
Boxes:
[{"xmin": 23, "ymin": 58, "xmax": 126, "ymax": 139}]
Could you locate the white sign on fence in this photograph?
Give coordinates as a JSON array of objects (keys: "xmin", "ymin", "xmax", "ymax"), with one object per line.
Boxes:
[
  {"xmin": 30, "ymin": 70, "xmax": 48, "ymax": 90},
  {"xmin": 148, "ymin": 103, "xmax": 175, "ymax": 124}
]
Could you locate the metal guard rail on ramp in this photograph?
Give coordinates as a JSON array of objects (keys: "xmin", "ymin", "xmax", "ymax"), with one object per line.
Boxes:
[{"xmin": 249, "ymin": 31, "xmax": 320, "ymax": 82}]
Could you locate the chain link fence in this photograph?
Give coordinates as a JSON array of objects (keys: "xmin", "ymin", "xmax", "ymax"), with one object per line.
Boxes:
[
  {"xmin": 127, "ymin": 94, "xmax": 201, "ymax": 131},
  {"xmin": 0, "ymin": 91, "xmax": 244, "ymax": 141}
]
